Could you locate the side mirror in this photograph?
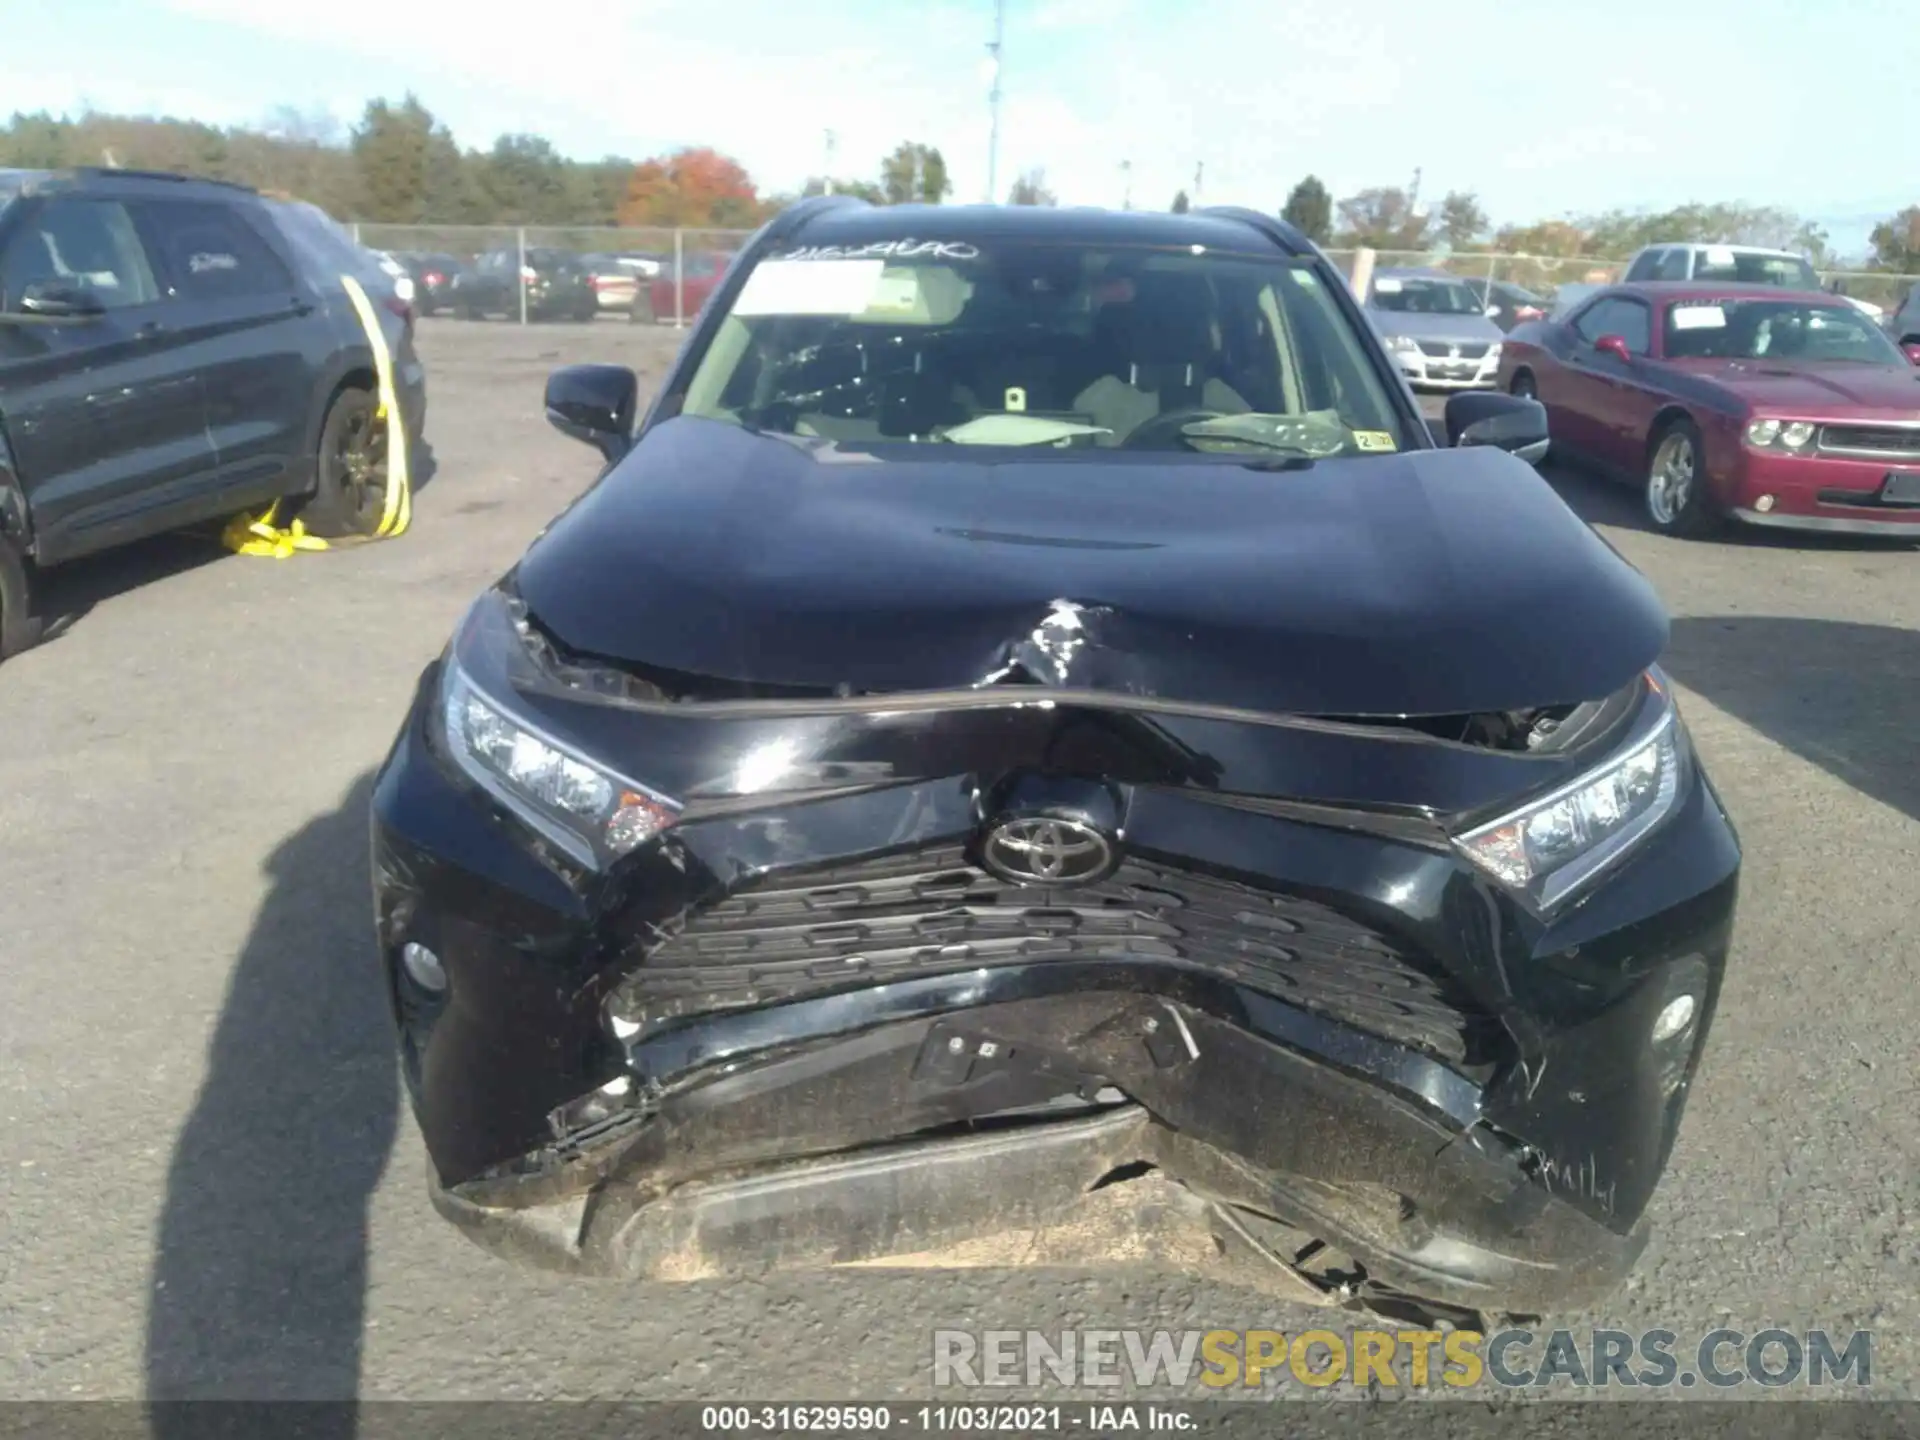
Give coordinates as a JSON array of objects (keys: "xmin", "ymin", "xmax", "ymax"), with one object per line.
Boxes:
[
  {"xmin": 1593, "ymin": 334, "xmax": 1632, "ymax": 362},
  {"xmin": 16, "ymin": 279, "xmax": 105, "ymax": 320},
  {"xmin": 545, "ymin": 363, "xmax": 637, "ymax": 462},
  {"xmin": 1445, "ymin": 391, "xmax": 1550, "ymax": 466},
  {"xmin": 1903, "ymin": 342, "xmax": 1920, "ymax": 366}
]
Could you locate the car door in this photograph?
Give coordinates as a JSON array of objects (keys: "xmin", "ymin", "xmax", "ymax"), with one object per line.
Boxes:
[
  {"xmin": 1551, "ymin": 297, "xmax": 1643, "ymax": 464},
  {"xmin": 129, "ymin": 197, "xmax": 320, "ymax": 512},
  {"xmin": 1578, "ymin": 296, "xmax": 1659, "ymax": 470},
  {"xmin": 0, "ymin": 193, "xmax": 216, "ymax": 564}
]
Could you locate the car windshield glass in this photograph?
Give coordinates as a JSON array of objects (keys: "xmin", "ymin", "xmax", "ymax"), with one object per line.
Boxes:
[
  {"xmin": 1664, "ymin": 299, "xmax": 1905, "ymax": 363},
  {"xmin": 0, "ymin": 171, "xmax": 27, "ymax": 214},
  {"xmin": 678, "ymin": 240, "xmax": 1416, "ymax": 457},
  {"xmin": 1370, "ymin": 275, "xmax": 1481, "ymax": 315},
  {"xmin": 1691, "ymin": 250, "xmax": 1820, "ymax": 289}
]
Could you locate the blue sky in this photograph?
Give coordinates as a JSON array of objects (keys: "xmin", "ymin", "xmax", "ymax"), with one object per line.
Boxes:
[{"xmin": 3, "ymin": 0, "xmax": 1912, "ymax": 256}]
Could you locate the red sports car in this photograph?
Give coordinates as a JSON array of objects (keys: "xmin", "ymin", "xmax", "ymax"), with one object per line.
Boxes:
[{"xmin": 1498, "ymin": 282, "xmax": 1920, "ymax": 538}]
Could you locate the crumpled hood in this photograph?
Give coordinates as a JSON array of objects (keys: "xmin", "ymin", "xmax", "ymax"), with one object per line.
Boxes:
[
  {"xmin": 514, "ymin": 417, "xmax": 1668, "ymax": 716},
  {"xmin": 1666, "ymin": 358, "xmax": 1920, "ymax": 416}
]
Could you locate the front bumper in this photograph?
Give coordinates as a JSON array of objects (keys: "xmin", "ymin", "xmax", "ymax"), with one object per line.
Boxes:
[
  {"xmin": 1727, "ymin": 449, "xmax": 1920, "ymax": 533},
  {"xmin": 370, "ymin": 667, "xmax": 1741, "ymax": 1318},
  {"xmin": 1392, "ymin": 351, "xmax": 1500, "ymax": 391}
]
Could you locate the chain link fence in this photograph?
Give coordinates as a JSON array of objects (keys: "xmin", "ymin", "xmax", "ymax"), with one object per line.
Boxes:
[
  {"xmin": 352, "ymin": 223, "xmax": 755, "ymax": 326},
  {"xmin": 347, "ymin": 224, "xmax": 1920, "ymax": 326}
]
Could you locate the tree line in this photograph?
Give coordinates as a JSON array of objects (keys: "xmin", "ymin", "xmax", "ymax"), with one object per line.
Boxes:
[{"xmin": 2, "ymin": 101, "xmax": 1915, "ymax": 272}]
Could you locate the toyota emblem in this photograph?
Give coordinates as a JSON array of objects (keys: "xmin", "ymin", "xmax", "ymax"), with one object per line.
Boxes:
[
  {"xmin": 1447, "ymin": 344, "xmax": 1460, "ymax": 359},
  {"xmin": 980, "ymin": 817, "xmax": 1114, "ymax": 885}
]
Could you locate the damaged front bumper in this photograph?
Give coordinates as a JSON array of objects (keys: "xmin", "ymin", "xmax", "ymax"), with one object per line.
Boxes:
[{"xmin": 371, "ymin": 639, "xmax": 1740, "ymax": 1321}]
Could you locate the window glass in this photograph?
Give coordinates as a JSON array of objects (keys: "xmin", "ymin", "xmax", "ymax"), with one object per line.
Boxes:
[
  {"xmin": 1654, "ymin": 249, "xmax": 1691, "ymax": 281},
  {"xmin": 0, "ymin": 197, "xmax": 161, "ymax": 310},
  {"xmin": 1368, "ymin": 274, "xmax": 1482, "ymax": 315},
  {"xmin": 139, "ymin": 200, "xmax": 295, "ymax": 301},
  {"xmin": 680, "ymin": 241, "xmax": 1417, "ymax": 458},
  {"xmin": 1664, "ymin": 298, "xmax": 1905, "ymax": 363}
]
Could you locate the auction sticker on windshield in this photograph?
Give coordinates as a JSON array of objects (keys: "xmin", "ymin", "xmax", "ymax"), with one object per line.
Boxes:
[
  {"xmin": 1672, "ymin": 304, "xmax": 1727, "ymax": 330},
  {"xmin": 732, "ymin": 258, "xmax": 885, "ymax": 316},
  {"xmin": 1353, "ymin": 430, "xmax": 1397, "ymax": 452}
]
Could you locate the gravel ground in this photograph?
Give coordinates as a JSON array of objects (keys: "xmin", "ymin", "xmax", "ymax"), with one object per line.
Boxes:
[{"xmin": 0, "ymin": 317, "xmax": 1915, "ymax": 1403}]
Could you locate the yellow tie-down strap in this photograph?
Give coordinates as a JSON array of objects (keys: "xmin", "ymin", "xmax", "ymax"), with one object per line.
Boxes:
[{"xmin": 223, "ymin": 272, "xmax": 413, "ymax": 556}]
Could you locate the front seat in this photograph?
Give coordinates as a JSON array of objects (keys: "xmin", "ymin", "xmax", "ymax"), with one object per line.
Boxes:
[{"xmin": 1071, "ymin": 272, "xmax": 1250, "ymax": 444}]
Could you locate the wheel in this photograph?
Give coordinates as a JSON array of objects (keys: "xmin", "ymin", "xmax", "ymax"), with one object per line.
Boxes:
[
  {"xmin": 297, "ymin": 388, "xmax": 392, "ymax": 539},
  {"xmin": 1644, "ymin": 418, "xmax": 1721, "ymax": 538},
  {"xmin": 573, "ymin": 300, "xmax": 598, "ymax": 323},
  {"xmin": 1510, "ymin": 370, "xmax": 1537, "ymax": 400},
  {"xmin": 0, "ymin": 533, "xmax": 41, "ymax": 661},
  {"xmin": 629, "ymin": 291, "xmax": 656, "ymax": 325}
]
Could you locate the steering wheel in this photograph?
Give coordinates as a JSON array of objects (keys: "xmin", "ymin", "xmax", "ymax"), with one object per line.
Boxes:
[{"xmin": 1119, "ymin": 408, "xmax": 1226, "ymax": 451}]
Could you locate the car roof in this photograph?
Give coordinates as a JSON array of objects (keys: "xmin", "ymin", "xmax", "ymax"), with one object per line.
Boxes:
[
  {"xmin": 0, "ymin": 166, "xmax": 257, "ymax": 200},
  {"xmin": 1637, "ymin": 241, "xmax": 1801, "ymax": 258},
  {"xmin": 785, "ymin": 201, "xmax": 1308, "ymax": 256},
  {"xmin": 1609, "ymin": 281, "xmax": 1853, "ymax": 306}
]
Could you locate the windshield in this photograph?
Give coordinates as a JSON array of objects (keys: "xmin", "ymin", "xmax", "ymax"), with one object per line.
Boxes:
[
  {"xmin": 1692, "ymin": 249, "xmax": 1820, "ymax": 289},
  {"xmin": 679, "ymin": 240, "xmax": 1415, "ymax": 458},
  {"xmin": 0, "ymin": 170, "xmax": 30, "ymax": 215},
  {"xmin": 1663, "ymin": 298, "xmax": 1905, "ymax": 363},
  {"xmin": 1369, "ymin": 275, "xmax": 1482, "ymax": 316}
]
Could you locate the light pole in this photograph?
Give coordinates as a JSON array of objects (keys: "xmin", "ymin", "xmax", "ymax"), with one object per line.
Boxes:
[
  {"xmin": 985, "ymin": 0, "xmax": 1005, "ymax": 203},
  {"xmin": 1120, "ymin": 159, "xmax": 1132, "ymax": 210},
  {"xmin": 1193, "ymin": 161, "xmax": 1204, "ymax": 208},
  {"xmin": 823, "ymin": 130, "xmax": 837, "ymax": 194}
]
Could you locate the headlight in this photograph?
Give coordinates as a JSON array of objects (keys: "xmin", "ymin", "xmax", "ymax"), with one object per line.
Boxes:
[
  {"xmin": 440, "ymin": 656, "xmax": 679, "ymax": 869},
  {"xmin": 1454, "ymin": 701, "xmax": 1687, "ymax": 912},
  {"xmin": 1485, "ymin": 342, "xmax": 1503, "ymax": 361},
  {"xmin": 1745, "ymin": 417, "xmax": 1817, "ymax": 450},
  {"xmin": 1385, "ymin": 335, "xmax": 1421, "ymax": 355}
]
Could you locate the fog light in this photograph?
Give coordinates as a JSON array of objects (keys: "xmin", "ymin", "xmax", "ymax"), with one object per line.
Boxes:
[
  {"xmin": 1652, "ymin": 994, "xmax": 1696, "ymax": 1044},
  {"xmin": 1755, "ymin": 494, "xmax": 1776, "ymax": 513},
  {"xmin": 400, "ymin": 941, "xmax": 446, "ymax": 993}
]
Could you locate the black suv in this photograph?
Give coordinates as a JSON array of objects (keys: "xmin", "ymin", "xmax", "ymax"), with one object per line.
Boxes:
[{"xmin": 0, "ymin": 167, "xmax": 428, "ymax": 657}]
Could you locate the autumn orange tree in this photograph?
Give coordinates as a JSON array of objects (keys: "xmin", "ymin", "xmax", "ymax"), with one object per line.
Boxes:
[{"xmin": 618, "ymin": 147, "xmax": 762, "ymax": 228}]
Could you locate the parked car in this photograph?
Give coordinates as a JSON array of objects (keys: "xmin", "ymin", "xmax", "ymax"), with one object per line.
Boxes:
[
  {"xmin": 638, "ymin": 249, "xmax": 733, "ymax": 324},
  {"xmin": 1622, "ymin": 242, "xmax": 1885, "ymax": 324},
  {"xmin": 1887, "ymin": 281, "xmax": 1920, "ymax": 346},
  {"xmin": 1458, "ymin": 275, "xmax": 1552, "ymax": 332},
  {"xmin": 1549, "ymin": 281, "xmax": 1604, "ymax": 318},
  {"xmin": 0, "ymin": 166, "xmax": 428, "ymax": 654},
  {"xmin": 397, "ymin": 252, "xmax": 465, "ymax": 315},
  {"xmin": 580, "ymin": 253, "xmax": 639, "ymax": 313},
  {"xmin": 1499, "ymin": 280, "xmax": 1920, "ymax": 537},
  {"xmin": 372, "ymin": 198, "xmax": 1741, "ymax": 1324},
  {"xmin": 451, "ymin": 247, "xmax": 597, "ymax": 321},
  {"xmin": 1361, "ymin": 266, "xmax": 1503, "ymax": 390}
]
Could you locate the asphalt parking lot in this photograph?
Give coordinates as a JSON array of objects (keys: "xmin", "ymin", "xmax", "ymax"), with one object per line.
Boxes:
[{"xmin": 2, "ymin": 316, "xmax": 1917, "ymax": 1402}]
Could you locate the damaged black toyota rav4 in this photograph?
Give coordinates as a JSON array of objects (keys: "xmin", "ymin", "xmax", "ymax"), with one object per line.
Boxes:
[{"xmin": 371, "ymin": 199, "xmax": 1740, "ymax": 1323}]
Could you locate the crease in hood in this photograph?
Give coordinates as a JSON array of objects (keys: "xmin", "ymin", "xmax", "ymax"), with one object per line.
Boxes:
[{"xmin": 514, "ymin": 416, "xmax": 1669, "ymax": 717}]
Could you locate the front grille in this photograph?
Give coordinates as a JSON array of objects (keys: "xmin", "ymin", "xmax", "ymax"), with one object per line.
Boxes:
[
  {"xmin": 1416, "ymin": 340, "xmax": 1489, "ymax": 360},
  {"xmin": 618, "ymin": 846, "xmax": 1496, "ymax": 1066},
  {"xmin": 1817, "ymin": 424, "xmax": 1920, "ymax": 459}
]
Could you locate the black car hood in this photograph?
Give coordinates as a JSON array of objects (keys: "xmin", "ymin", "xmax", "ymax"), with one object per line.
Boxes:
[{"xmin": 514, "ymin": 417, "xmax": 1667, "ymax": 717}]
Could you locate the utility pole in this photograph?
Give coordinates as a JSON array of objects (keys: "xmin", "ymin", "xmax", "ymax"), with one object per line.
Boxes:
[
  {"xmin": 1193, "ymin": 161, "xmax": 1204, "ymax": 207},
  {"xmin": 823, "ymin": 130, "xmax": 837, "ymax": 194},
  {"xmin": 985, "ymin": 0, "xmax": 1005, "ymax": 204},
  {"xmin": 1120, "ymin": 159, "xmax": 1133, "ymax": 210}
]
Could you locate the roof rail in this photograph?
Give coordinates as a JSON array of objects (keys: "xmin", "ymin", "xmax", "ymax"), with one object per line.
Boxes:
[
  {"xmin": 65, "ymin": 166, "xmax": 258, "ymax": 194},
  {"xmin": 1196, "ymin": 205, "xmax": 1312, "ymax": 257}
]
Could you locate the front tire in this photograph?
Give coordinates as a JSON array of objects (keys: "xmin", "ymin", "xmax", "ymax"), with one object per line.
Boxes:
[
  {"xmin": 298, "ymin": 388, "xmax": 392, "ymax": 539},
  {"xmin": 0, "ymin": 534, "xmax": 41, "ymax": 662},
  {"xmin": 1644, "ymin": 418, "xmax": 1721, "ymax": 538}
]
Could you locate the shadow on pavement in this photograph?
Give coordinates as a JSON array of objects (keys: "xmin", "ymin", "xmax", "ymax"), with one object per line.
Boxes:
[
  {"xmin": 1665, "ymin": 616, "xmax": 1920, "ymax": 823},
  {"xmin": 146, "ymin": 771, "xmax": 395, "ymax": 1422},
  {"xmin": 25, "ymin": 439, "xmax": 439, "ymax": 655}
]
